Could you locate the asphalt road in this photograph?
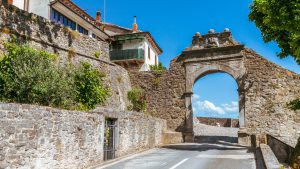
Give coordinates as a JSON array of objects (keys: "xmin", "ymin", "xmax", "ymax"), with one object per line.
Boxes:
[{"xmin": 97, "ymin": 142, "xmax": 256, "ymax": 169}]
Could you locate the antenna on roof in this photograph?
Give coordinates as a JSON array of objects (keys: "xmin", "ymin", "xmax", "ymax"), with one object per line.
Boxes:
[{"xmin": 103, "ymin": 0, "xmax": 106, "ymax": 22}]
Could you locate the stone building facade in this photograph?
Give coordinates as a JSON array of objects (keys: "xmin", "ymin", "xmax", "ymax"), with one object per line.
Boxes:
[{"xmin": 130, "ymin": 31, "xmax": 300, "ymax": 146}]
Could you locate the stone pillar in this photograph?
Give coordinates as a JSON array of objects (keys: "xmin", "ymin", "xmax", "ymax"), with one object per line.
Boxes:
[
  {"xmin": 238, "ymin": 89, "xmax": 246, "ymax": 128},
  {"xmin": 238, "ymin": 128, "xmax": 251, "ymax": 146},
  {"xmin": 237, "ymin": 89, "xmax": 250, "ymax": 146},
  {"xmin": 184, "ymin": 92, "xmax": 194, "ymax": 142}
]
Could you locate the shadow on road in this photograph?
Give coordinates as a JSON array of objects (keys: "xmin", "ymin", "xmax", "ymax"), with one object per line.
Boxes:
[{"xmin": 161, "ymin": 143, "xmax": 248, "ymax": 152}]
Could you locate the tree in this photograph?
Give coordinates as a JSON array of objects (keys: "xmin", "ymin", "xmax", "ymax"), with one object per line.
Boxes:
[
  {"xmin": 249, "ymin": 0, "xmax": 300, "ymax": 110},
  {"xmin": 249, "ymin": 0, "xmax": 300, "ymax": 64}
]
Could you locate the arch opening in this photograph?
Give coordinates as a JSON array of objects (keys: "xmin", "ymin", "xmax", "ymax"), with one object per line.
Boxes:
[{"xmin": 191, "ymin": 72, "xmax": 241, "ymax": 142}]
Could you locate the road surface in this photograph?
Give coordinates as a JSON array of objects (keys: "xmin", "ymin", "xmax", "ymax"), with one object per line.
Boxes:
[{"xmin": 97, "ymin": 142, "xmax": 256, "ymax": 169}]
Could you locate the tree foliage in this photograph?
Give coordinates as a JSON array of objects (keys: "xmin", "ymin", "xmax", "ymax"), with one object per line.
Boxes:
[
  {"xmin": 0, "ymin": 42, "xmax": 76, "ymax": 108},
  {"xmin": 0, "ymin": 41, "xmax": 110, "ymax": 110},
  {"xmin": 127, "ymin": 88, "xmax": 147, "ymax": 112},
  {"xmin": 249, "ymin": 0, "xmax": 300, "ymax": 64},
  {"xmin": 74, "ymin": 62, "xmax": 110, "ymax": 110}
]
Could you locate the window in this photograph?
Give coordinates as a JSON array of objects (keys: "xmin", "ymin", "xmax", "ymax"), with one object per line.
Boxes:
[
  {"xmin": 77, "ymin": 25, "xmax": 88, "ymax": 35},
  {"xmin": 148, "ymin": 47, "xmax": 151, "ymax": 60},
  {"xmin": 113, "ymin": 44, "xmax": 122, "ymax": 50},
  {"xmin": 111, "ymin": 42, "xmax": 122, "ymax": 50},
  {"xmin": 51, "ymin": 8, "xmax": 76, "ymax": 30}
]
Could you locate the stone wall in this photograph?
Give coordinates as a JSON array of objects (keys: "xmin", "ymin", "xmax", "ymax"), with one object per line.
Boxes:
[
  {"xmin": 130, "ymin": 56, "xmax": 187, "ymax": 132},
  {"xmin": 243, "ymin": 49, "xmax": 300, "ymax": 146},
  {"xmin": 0, "ymin": 5, "xmax": 131, "ymax": 111},
  {"xmin": 93, "ymin": 108, "xmax": 167, "ymax": 158},
  {"xmin": 0, "ymin": 103, "xmax": 105, "ymax": 169},
  {"xmin": 0, "ymin": 103, "xmax": 167, "ymax": 169},
  {"xmin": 197, "ymin": 117, "xmax": 239, "ymax": 128}
]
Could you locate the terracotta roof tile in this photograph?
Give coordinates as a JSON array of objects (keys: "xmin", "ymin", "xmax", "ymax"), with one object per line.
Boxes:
[{"xmin": 51, "ymin": 0, "xmax": 100, "ymax": 30}]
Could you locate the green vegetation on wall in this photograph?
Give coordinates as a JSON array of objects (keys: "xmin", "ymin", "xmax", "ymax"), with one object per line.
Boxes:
[
  {"xmin": 150, "ymin": 62, "xmax": 166, "ymax": 74},
  {"xmin": 94, "ymin": 51, "xmax": 101, "ymax": 58},
  {"xmin": 127, "ymin": 88, "xmax": 147, "ymax": 112},
  {"xmin": 288, "ymin": 99, "xmax": 300, "ymax": 111},
  {"xmin": 0, "ymin": 40, "xmax": 110, "ymax": 110},
  {"xmin": 74, "ymin": 62, "xmax": 110, "ymax": 110}
]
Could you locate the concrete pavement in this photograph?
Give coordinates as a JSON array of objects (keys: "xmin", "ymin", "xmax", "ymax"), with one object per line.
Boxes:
[{"xmin": 96, "ymin": 142, "xmax": 256, "ymax": 169}]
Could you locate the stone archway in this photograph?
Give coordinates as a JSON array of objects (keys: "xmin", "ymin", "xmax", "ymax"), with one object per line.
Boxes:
[
  {"xmin": 130, "ymin": 30, "xmax": 300, "ymax": 146},
  {"xmin": 181, "ymin": 31, "xmax": 247, "ymax": 142}
]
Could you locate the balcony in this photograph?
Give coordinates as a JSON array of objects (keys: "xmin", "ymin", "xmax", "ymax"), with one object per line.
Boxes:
[{"xmin": 110, "ymin": 49, "xmax": 145, "ymax": 61}]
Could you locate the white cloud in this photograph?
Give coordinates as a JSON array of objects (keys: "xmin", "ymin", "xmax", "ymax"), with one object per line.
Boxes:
[
  {"xmin": 200, "ymin": 100, "xmax": 226, "ymax": 114},
  {"xmin": 222, "ymin": 101, "xmax": 239, "ymax": 112},
  {"xmin": 192, "ymin": 95, "xmax": 238, "ymax": 115},
  {"xmin": 192, "ymin": 94, "xmax": 225, "ymax": 115}
]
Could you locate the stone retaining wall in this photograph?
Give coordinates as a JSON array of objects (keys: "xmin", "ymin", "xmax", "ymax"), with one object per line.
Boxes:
[
  {"xmin": 0, "ymin": 5, "xmax": 131, "ymax": 111},
  {"xmin": 197, "ymin": 117, "xmax": 239, "ymax": 128},
  {"xmin": 0, "ymin": 103, "xmax": 167, "ymax": 169},
  {"xmin": 267, "ymin": 134, "xmax": 295, "ymax": 164}
]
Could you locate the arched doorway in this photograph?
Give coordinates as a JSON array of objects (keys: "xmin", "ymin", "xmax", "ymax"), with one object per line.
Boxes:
[
  {"xmin": 183, "ymin": 62, "xmax": 246, "ymax": 142},
  {"xmin": 192, "ymin": 72, "xmax": 240, "ymax": 142}
]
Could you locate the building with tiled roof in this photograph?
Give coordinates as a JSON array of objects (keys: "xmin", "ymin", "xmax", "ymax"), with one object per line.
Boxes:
[{"xmin": 4, "ymin": 0, "xmax": 163, "ymax": 71}]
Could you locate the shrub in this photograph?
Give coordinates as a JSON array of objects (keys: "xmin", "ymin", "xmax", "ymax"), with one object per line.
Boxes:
[
  {"xmin": 74, "ymin": 62, "xmax": 110, "ymax": 110},
  {"xmin": 152, "ymin": 77, "xmax": 162, "ymax": 88},
  {"xmin": 127, "ymin": 88, "xmax": 147, "ymax": 112},
  {"xmin": 94, "ymin": 51, "xmax": 101, "ymax": 58},
  {"xmin": 288, "ymin": 99, "xmax": 300, "ymax": 111},
  {"xmin": 150, "ymin": 62, "xmax": 166, "ymax": 74},
  {"xmin": 0, "ymin": 42, "xmax": 110, "ymax": 110},
  {"xmin": 0, "ymin": 42, "xmax": 76, "ymax": 108},
  {"xmin": 289, "ymin": 137, "xmax": 300, "ymax": 169}
]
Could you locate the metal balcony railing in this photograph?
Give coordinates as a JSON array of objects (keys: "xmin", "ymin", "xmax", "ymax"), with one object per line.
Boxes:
[{"xmin": 110, "ymin": 49, "xmax": 145, "ymax": 61}]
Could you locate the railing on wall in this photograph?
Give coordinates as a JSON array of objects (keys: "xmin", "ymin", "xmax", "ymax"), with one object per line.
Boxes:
[{"xmin": 110, "ymin": 49, "xmax": 145, "ymax": 61}]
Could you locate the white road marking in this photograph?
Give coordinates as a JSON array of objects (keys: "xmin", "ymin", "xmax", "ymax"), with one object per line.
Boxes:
[
  {"xmin": 169, "ymin": 158, "xmax": 189, "ymax": 169},
  {"xmin": 196, "ymin": 154, "xmax": 254, "ymax": 159},
  {"xmin": 96, "ymin": 149, "xmax": 158, "ymax": 169}
]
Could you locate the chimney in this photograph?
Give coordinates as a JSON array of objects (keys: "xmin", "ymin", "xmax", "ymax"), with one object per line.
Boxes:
[
  {"xmin": 133, "ymin": 16, "xmax": 138, "ymax": 32},
  {"xmin": 8, "ymin": 0, "xmax": 13, "ymax": 5},
  {"xmin": 96, "ymin": 11, "xmax": 101, "ymax": 23}
]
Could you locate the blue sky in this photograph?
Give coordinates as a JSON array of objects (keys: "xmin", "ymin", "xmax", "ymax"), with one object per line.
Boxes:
[{"xmin": 73, "ymin": 0, "xmax": 299, "ymax": 118}]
